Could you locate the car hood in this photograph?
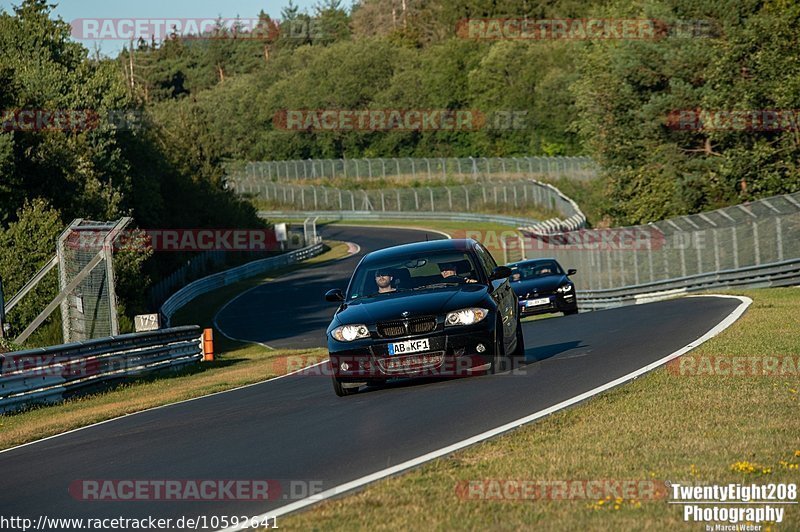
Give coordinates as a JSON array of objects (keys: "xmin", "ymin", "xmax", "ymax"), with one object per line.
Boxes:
[
  {"xmin": 334, "ymin": 284, "xmax": 489, "ymax": 326},
  {"xmin": 511, "ymin": 275, "xmax": 568, "ymax": 296}
]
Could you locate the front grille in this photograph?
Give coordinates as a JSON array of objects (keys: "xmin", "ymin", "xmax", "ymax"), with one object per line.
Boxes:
[
  {"xmin": 377, "ymin": 352, "xmax": 445, "ymax": 374},
  {"xmin": 377, "ymin": 316, "xmax": 437, "ymax": 338},
  {"xmin": 525, "ymin": 291, "xmax": 552, "ymax": 299}
]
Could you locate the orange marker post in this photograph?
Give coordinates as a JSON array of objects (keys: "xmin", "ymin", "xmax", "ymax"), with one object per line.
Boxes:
[{"xmin": 202, "ymin": 328, "xmax": 214, "ymax": 361}]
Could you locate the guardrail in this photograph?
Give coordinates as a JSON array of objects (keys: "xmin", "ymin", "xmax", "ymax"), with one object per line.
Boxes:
[
  {"xmin": 517, "ymin": 180, "xmax": 586, "ymax": 234},
  {"xmin": 259, "ymin": 210, "xmax": 537, "ymax": 227},
  {"xmin": 160, "ymin": 242, "xmax": 325, "ymax": 327},
  {"xmin": 577, "ymin": 258, "xmax": 800, "ymax": 310},
  {"xmin": 229, "ymin": 179, "xmax": 586, "ymax": 228},
  {"xmin": 0, "ymin": 326, "xmax": 203, "ymax": 414}
]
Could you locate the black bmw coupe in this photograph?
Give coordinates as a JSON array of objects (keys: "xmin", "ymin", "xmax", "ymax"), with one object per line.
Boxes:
[
  {"xmin": 506, "ymin": 258, "xmax": 579, "ymax": 317},
  {"xmin": 324, "ymin": 238, "xmax": 524, "ymax": 396}
]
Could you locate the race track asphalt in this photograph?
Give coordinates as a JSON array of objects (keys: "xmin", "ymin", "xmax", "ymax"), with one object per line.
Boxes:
[
  {"xmin": 214, "ymin": 225, "xmax": 447, "ymax": 349},
  {"xmin": 0, "ymin": 225, "xmax": 746, "ymax": 529}
]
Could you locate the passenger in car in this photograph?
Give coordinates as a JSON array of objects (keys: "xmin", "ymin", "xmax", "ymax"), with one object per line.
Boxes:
[{"xmin": 438, "ymin": 262, "xmax": 478, "ymax": 283}]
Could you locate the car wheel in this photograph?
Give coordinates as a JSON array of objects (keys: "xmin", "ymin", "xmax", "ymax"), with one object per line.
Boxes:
[
  {"xmin": 490, "ymin": 321, "xmax": 508, "ymax": 374},
  {"xmin": 331, "ymin": 375, "xmax": 358, "ymax": 397},
  {"xmin": 564, "ymin": 309, "xmax": 579, "ymax": 316},
  {"xmin": 510, "ymin": 319, "xmax": 525, "ymax": 359}
]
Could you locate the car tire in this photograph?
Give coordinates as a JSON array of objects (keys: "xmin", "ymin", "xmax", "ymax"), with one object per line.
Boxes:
[
  {"xmin": 509, "ymin": 319, "xmax": 525, "ymax": 360},
  {"xmin": 564, "ymin": 309, "xmax": 579, "ymax": 316},
  {"xmin": 490, "ymin": 321, "xmax": 508, "ymax": 374},
  {"xmin": 331, "ymin": 375, "xmax": 358, "ymax": 397}
]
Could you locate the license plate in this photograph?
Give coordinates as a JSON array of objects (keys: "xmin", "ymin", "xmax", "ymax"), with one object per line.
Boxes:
[
  {"xmin": 388, "ymin": 338, "xmax": 430, "ymax": 356},
  {"xmin": 525, "ymin": 297, "xmax": 551, "ymax": 307}
]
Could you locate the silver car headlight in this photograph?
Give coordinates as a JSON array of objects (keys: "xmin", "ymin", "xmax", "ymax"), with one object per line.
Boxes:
[
  {"xmin": 331, "ymin": 324, "xmax": 370, "ymax": 342},
  {"xmin": 557, "ymin": 284, "xmax": 574, "ymax": 293},
  {"xmin": 445, "ymin": 308, "xmax": 489, "ymax": 327}
]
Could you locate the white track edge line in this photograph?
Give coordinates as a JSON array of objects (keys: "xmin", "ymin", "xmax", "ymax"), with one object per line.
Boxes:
[
  {"xmin": 334, "ymin": 223, "xmax": 452, "ymax": 240},
  {"xmin": 212, "ymin": 241, "xmax": 361, "ymax": 348},
  {"xmin": 219, "ymin": 294, "xmax": 752, "ymax": 531},
  {"xmin": 0, "ymin": 232, "xmax": 387, "ymax": 454},
  {"xmin": 0, "ymin": 360, "xmax": 328, "ymax": 456}
]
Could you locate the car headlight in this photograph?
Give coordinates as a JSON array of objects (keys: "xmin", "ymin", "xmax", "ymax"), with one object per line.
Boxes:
[
  {"xmin": 331, "ymin": 324, "xmax": 370, "ymax": 342},
  {"xmin": 445, "ymin": 308, "xmax": 489, "ymax": 326},
  {"xmin": 557, "ymin": 284, "xmax": 574, "ymax": 293}
]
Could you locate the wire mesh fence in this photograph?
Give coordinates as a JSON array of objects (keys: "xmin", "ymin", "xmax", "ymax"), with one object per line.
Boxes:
[
  {"xmin": 510, "ymin": 192, "xmax": 800, "ymax": 292},
  {"xmin": 224, "ymin": 156, "xmax": 597, "ymax": 183},
  {"xmin": 228, "ymin": 179, "xmax": 583, "ymax": 223},
  {"xmin": 57, "ymin": 219, "xmax": 130, "ymax": 343}
]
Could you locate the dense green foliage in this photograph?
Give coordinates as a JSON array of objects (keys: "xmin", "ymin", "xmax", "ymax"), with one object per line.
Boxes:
[
  {"xmin": 123, "ymin": 0, "xmax": 799, "ymax": 224},
  {"xmin": 1, "ymin": 0, "xmax": 799, "ymax": 342},
  {"xmin": 0, "ymin": 1, "xmax": 261, "ymax": 342},
  {"xmin": 572, "ymin": 0, "xmax": 800, "ymax": 224}
]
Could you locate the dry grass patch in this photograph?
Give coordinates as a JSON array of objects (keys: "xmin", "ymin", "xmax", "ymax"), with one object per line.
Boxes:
[{"xmin": 282, "ymin": 288, "xmax": 800, "ymax": 531}]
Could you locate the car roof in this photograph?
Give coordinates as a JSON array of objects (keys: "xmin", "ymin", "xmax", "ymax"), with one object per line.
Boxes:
[
  {"xmin": 363, "ymin": 238, "xmax": 477, "ymax": 264},
  {"xmin": 507, "ymin": 258, "xmax": 561, "ymax": 267}
]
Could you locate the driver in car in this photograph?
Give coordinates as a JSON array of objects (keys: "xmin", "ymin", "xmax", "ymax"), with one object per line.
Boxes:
[{"xmin": 374, "ymin": 269, "xmax": 396, "ymax": 293}]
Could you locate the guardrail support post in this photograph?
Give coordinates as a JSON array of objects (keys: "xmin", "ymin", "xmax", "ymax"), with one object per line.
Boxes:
[{"xmin": 753, "ymin": 221, "xmax": 760, "ymax": 266}]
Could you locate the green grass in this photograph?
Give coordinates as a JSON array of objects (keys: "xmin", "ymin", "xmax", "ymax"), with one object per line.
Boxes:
[
  {"xmin": 0, "ymin": 242, "xmax": 351, "ymax": 450},
  {"xmin": 258, "ymin": 198, "xmax": 559, "ymax": 222},
  {"xmin": 282, "ymin": 288, "xmax": 800, "ymax": 531}
]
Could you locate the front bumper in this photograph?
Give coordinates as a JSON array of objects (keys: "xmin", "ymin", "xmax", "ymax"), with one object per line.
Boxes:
[
  {"xmin": 518, "ymin": 292, "xmax": 577, "ymax": 316},
  {"xmin": 328, "ymin": 324, "xmax": 496, "ymax": 383}
]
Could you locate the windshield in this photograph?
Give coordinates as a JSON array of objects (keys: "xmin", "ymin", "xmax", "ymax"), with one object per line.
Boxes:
[
  {"xmin": 510, "ymin": 260, "xmax": 564, "ymax": 281},
  {"xmin": 347, "ymin": 251, "xmax": 480, "ymax": 300}
]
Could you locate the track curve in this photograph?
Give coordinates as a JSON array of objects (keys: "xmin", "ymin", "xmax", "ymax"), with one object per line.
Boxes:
[
  {"xmin": 214, "ymin": 225, "xmax": 447, "ymax": 349},
  {"xmin": 0, "ymin": 225, "xmax": 749, "ymax": 529}
]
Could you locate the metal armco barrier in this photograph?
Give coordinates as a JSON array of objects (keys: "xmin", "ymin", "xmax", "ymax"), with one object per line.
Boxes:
[
  {"xmin": 259, "ymin": 210, "xmax": 536, "ymax": 227},
  {"xmin": 577, "ymin": 258, "xmax": 800, "ymax": 310},
  {"xmin": 0, "ymin": 326, "xmax": 203, "ymax": 414},
  {"xmin": 229, "ymin": 178, "xmax": 587, "ymax": 233},
  {"xmin": 160, "ymin": 242, "xmax": 325, "ymax": 327}
]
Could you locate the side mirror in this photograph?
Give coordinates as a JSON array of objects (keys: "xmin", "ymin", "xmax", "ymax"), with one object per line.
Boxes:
[
  {"xmin": 325, "ymin": 289, "xmax": 345, "ymax": 302},
  {"xmin": 489, "ymin": 266, "xmax": 512, "ymax": 281},
  {"xmin": 567, "ymin": 269, "xmax": 577, "ymax": 276}
]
